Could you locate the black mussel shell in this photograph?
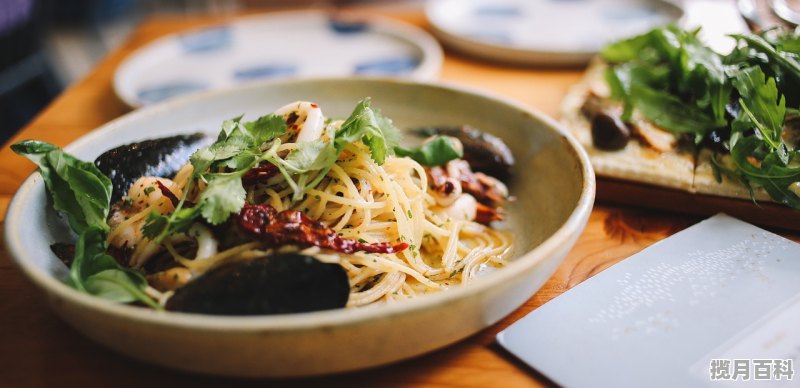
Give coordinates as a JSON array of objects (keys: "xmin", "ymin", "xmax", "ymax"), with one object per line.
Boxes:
[
  {"xmin": 413, "ymin": 125, "xmax": 514, "ymax": 182},
  {"xmin": 166, "ymin": 254, "xmax": 350, "ymax": 315},
  {"xmin": 94, "ymin": 133, "xmax": 211, "ymax": 203}
]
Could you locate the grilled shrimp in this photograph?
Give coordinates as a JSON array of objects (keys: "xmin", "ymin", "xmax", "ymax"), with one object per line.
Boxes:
[{"xmin": 107, "ymin": 177, "xmax": 182, "ymax": 263}]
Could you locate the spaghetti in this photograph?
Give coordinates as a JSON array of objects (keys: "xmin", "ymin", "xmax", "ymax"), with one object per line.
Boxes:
[{"xmin": 106, "ymin": 100, "xmax": 513, "ymax": 309}]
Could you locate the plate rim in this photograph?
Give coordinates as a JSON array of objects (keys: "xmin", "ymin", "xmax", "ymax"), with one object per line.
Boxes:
[
  {"xmin": 113, "ymin": 10, "xmax": 445, "ymax": 108},
  {"xmin": 425, "ymin": 0, "xmax": 684, "ymax": 66}
]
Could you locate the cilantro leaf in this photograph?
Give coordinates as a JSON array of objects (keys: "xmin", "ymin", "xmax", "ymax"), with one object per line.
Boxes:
[
  {"xmin": 336, "ymin": 98, "xmax": 401, "ymax": 165},
  {"xmin": 244, "ymin": 114, "xmax": 287, "ymax": 145},
  {"xmin": 281, "ymin": 139, "xmax": 338, "ymax": 174},
  {"xmin": 142, "ymin": 206, "xmax": 200, "ymax": 241},
  {"xmin": 198, "ymin": 173, "xmax": 247, "ymax": 225},
  {"xmin": 395, "ymin": 136, "xmax": 463, "ymax": 166}
]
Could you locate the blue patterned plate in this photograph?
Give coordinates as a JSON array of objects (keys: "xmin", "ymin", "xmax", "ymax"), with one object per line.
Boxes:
[
  {"xmin": 426, "ymin": 0, "xmax": 683, "ymax": 66},
  {"xmin": 114, "ymin": 11, "xmax": 443, "ymax": 107}
]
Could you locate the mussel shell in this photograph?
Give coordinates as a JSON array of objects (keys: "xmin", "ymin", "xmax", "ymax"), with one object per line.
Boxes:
[
  {"xmin": 413, "ymin": 126, "xmax": 514, "ymax": 182},
  {"xmin": 165, "ymin": 254, "xmax": 350, "ymax": 315},
  {"xmin": 94, "ymin": 133, "xmax": 211, "ymax": 203}
]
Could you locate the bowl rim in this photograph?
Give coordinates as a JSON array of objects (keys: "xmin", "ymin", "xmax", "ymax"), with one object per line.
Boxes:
[
  {"xmin": 5, "ymin": 76, "xmax": 595, "ymax": 332},
  {"xmin": 113, "ymin": 9, "xmax": 445, "ymax": 108}
]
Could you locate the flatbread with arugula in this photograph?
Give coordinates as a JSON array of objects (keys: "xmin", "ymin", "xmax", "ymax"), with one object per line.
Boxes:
[{"xmin": 560, "ymin": 25, "xmax": 800, "ymax": 210}]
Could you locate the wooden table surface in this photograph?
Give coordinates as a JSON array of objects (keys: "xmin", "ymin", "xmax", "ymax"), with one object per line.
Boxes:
[{"xmin": 1, "ymin": 7, "xmax": 797, "ymax": 388}]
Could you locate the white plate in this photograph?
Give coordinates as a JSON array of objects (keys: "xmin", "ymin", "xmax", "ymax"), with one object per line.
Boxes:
[
  {"xmin": 6, "ymin": 78, "xmax": 594, "ymax": 377},
  {"xmin": 114, "ymin": 11, "xmax": 443, "ymax": 107},
  {"xmin": 426, "ymin": 0, "xmax": 684, "ymax": 66}
]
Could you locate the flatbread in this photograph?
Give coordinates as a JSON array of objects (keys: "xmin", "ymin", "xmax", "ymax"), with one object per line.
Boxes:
[
  {"xmin": 560, "ymin": 60, "xmax": 695, "ymax": 191},
  {"xmin": 694, "ymin": 149, "xmax": 771, "ymax": 201}
]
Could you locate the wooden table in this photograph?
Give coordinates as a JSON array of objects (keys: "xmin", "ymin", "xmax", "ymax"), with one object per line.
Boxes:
[{"xmin": 0, "ymin": 8, "xmax": 796, "ymax": 387}]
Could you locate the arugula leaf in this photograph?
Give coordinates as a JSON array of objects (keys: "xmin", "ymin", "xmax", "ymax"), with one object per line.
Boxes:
[
  {"xmin": 732, "ymin": 33, "xmax": 800, "ymax": 84},
  {"xmin": 729, "ymin": 136, "xmax": 800, "ymax": 207},
  {"xmin": 395, "ymin": 136, "xmax": 463, "ymax": 166},
  {"xmin": 12, "ymin": 140, "xmax": 112, "ymax": 234},
  {"xmin": 629, "ymin": 83, "xmax": 721, "ymax": 135},
  {"xmin": 731, "ymin": 66, "xmax": 786, "ymax": 151},
  {"xmin": 601, "ymin": 31, "xmax": 653, "ymax": 63}
]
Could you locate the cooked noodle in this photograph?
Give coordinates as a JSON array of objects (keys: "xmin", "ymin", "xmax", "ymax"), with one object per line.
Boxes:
[{"xmin": 109, "ymin": 102, "xmax": 513, "ymax": 308}]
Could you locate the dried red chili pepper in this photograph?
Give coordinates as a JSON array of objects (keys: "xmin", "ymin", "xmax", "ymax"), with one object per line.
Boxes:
[
  {"xmin": 238, "ymin": 203, "xmax": 408, "ymax": 254},
  {"xmin": 156, "ymin": 180, "xmax": 181, "ymax": 207},
  {"xmin": 242, "ymin": 162, "xmax": 279, "ymax": 185}
]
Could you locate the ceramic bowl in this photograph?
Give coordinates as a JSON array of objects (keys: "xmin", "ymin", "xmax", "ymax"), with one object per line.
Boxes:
[{"xmin": 5, "ymin": 78, "xmax": 594, "ymax": 377}]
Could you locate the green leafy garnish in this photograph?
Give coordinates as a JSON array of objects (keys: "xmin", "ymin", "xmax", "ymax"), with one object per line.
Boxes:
[
  {"xmin": 11, "ymin": 140, "xmax": 112, "ymax": 234},
  {"xmin": 601, "ymin": 25, "xmax": 800, "ymax": 208},
  {"xmin": 71, "ymin": 226, "xmax": 160, "ymax": 309},
  {"xmin": 395, "ymin": 135, "xmax": 463, "ymax": 166},
  {"xmin": 12, "ymin": 141, "xmax": 159, "ymax": 308},
  {"xmin": 336, "ymin": 98, "xmax": 401, "ymax": 165},
  {"xmin": 145, "ymin": 113, "xmax": 287, "ymax": 240}
]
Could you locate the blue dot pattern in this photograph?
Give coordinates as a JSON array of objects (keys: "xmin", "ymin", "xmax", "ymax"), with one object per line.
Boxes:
[
  {"xmin": 136, "ymin": 81, "xmax": 208, "ymax": 104},
  {"xmin": 354, "ymin": 56, "xmax": 419, "ymax": 75},
  {"xmin": 233, "ymin": 64, "xmax": 297, "ymax": 81},
  {"xmin": 328, "ymin": 18, "xmax": 368, "ymax": 34},
  {"xmin": 179, "ymin": 26, "xmax": 232, "ymax": 54}
]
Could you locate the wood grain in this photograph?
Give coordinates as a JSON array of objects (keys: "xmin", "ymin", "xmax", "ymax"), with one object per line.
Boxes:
[{"xmin": 1, "ymin": 7, "xmax": 798, "ymax": 388}]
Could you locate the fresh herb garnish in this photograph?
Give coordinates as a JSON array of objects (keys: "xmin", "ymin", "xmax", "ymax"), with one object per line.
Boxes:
[
  {"xmin": 12, "ymin": 141, "xmax": 159, "ymax": 308},
  {"xmin": 395, "ymin": 135, "xmax": 463, "ymax": 166},
  {"xmin": 601, "ymin": 26, "xmax": 800, "ymax": 208},
  {"xmin": 11, "ymin": 140, "xmax": 112, "ymax": 234}
]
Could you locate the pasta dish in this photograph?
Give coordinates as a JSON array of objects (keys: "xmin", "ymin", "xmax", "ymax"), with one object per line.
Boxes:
[{"xmin": 15, "ymin": 99, "xmax": 514, "ymax": 315}]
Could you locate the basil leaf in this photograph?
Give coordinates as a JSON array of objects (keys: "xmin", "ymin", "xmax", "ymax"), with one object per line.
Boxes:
[
  {"xmin": 84, "ymin": 269, "xmax": 161, "ymax": 309},
  {"xmin": 69, "ymin": 226, "xmax": 160, "ymax": 308},
  {"xmin": 395, "ymin": 136, "xmax": 463, "ymax": 166},
  {"xmin": 12, "ymin": 140, "xmax": 112, "ymax": 234}
]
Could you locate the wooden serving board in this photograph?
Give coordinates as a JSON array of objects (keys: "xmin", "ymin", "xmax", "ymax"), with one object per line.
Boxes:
[{"xmin": 597, "ymin": 176, "xmax": 800, "ymax": 232}]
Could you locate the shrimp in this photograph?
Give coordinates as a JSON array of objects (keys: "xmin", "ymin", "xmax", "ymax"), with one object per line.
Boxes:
[
  {"xmin": 107, "ymin": 176, "xmax": 183, "ymax": 267},
  {"xmin": 274, "ymin": 101, "xmax": 334, "ymax": 143}
]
